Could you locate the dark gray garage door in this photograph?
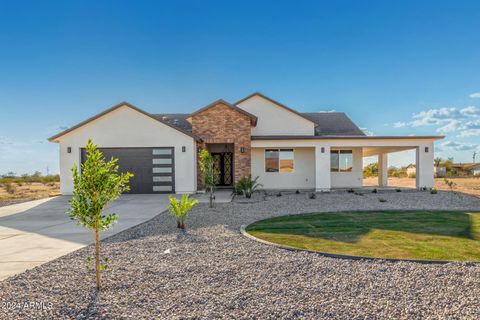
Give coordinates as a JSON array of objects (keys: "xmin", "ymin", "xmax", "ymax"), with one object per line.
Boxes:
[{"xmin": 81, "ymin": 147, "xmax": 175, "ymax": 194}]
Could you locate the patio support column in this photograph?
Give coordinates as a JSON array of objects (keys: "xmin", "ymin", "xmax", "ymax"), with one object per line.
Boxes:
[
  {"xmin": 416, "ymin": 142, "xmax": 435, "ymax": 189},
  {"xmin": 315, "ymin": 145, "xmax": 331, "ymax": 191},
  {"xmin": 378, "ymin": 153, "xmax": 388, "ymax": 187}
]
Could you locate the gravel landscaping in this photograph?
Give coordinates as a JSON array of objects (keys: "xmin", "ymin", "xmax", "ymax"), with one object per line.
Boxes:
[{"xmin": 1, "ymin": 190, "xmax": 479, "ymax": 319}]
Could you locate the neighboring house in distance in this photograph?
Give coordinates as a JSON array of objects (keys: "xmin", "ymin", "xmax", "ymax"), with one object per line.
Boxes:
[
  {"xmin": 450, "ymin": 163, "xmax": 480, "ymax": 176},
  {"xmin": 435, "ymin": 166, "xmax": 447, "ymax": 178},
  {"xmin": 406, "ymin": 164, "xmax": 416, "ymax": 178},
  {"xmin": 49, "ymin": 92, "xmax": 443, "ymax": 194},
  {"xmin": 408, "ymin": 164, "xmax": 446, "ymax": 178}
]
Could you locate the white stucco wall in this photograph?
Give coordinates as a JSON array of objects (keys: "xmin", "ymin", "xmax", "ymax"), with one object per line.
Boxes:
[
  {"xmin": 55, "ymin": 105, "xmax": 197, "ymax": 194},
  {"xmin": 236, "ymin": 95, "xmax": 315, "ymax": 136},
  {"xmin": 251, "ymin": 147, "xmax": 315, "ymax": 189},
  {"xmin": 252, "ymin": 138, "xmax": 438, "ymax": 189},
  {"xmin": 330, "ymin": 147, "xmax": 363, "ymax": 188}
]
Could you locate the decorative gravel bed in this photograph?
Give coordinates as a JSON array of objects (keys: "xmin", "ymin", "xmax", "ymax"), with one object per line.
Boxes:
[{"xmin": 0, "ymin": 190, "xmax": 479, "ymax": 319}]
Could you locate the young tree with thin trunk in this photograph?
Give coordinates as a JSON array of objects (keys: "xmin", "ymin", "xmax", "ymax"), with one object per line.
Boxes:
[
  {"xmin": 199, "ymin": 150, "xmax": 217, "ymax": 208},
  {"xmin": 68, "ymin": 139, "xmax": 133, "ymax": 291}
]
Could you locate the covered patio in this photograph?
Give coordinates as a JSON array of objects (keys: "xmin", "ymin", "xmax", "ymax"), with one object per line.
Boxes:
[{"xmin": 251, "ymin": 135, "xmax": 444, "ymax": 191}]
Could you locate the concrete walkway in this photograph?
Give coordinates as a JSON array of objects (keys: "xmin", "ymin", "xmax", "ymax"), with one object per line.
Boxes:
[{"xmin": 0, "ymin": 194, "xmax": 170, "ymax": 280}]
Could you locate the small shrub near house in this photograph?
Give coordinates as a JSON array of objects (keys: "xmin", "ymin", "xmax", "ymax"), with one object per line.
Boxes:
[
  {"xmin": 199, "ymin": 150, "xmax": 217, "ymax": 208},
  {"xmin": 168, "ymin": 194, "xmax": 198, "ymax": 229},
  {"xmin": 234, "ymin": 176, "xmax": 263, "ymax": 199},
  {"xmin": 309, "ymin": 192, "xmax": 316, "ymax": 199},
  {"xmin": 430, "ymin": 188, "xmax": 438, "ymax": 194}
]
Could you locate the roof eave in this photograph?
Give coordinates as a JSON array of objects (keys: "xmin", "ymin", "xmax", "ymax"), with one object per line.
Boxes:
[
  {"xmin": 251, "ymin": 135, "xmax": 445, "ymax": 140},
  {"xmin": 48, "ymin": 102, "xmax": 202, "ymax": 143},
  {"xmin": 189, "ymin": 99, "xmax": 258, "ymax": 126},
  {"xmin": 234, "ymin": 92, "xmax": 319, "ymax": 127}
]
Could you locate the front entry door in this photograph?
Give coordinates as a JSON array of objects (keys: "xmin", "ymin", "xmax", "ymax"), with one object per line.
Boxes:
[{"xmin": 212, "ymin": 152, "xmax": 233, "ymax": 186}]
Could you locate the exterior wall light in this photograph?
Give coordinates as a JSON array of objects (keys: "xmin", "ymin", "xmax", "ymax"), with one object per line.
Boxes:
[
  {"xmin": 240, "ymin": 147, "xmax": 245, "ymax": 153},
  {"xmin": 182, "ymin": 146, "xmax": 186, "ymax": 152},
  {"xmin": 67, "ymin": 147, "xmax": 71, "ymax": 153}
]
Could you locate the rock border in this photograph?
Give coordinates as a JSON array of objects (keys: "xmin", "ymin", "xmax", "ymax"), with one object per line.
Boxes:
[{"xmin": 240, "ymin": 218, "xmax": 480, "ymax": 265}]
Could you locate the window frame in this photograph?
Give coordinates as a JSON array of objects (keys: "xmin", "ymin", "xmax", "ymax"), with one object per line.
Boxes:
[
  {"xmin": 330, "ymin": 149, "xmax": 353, "ymax": 173},
  {"xmin": 264, "ymin": 148, "xmax": 295, "ymax": 173}
]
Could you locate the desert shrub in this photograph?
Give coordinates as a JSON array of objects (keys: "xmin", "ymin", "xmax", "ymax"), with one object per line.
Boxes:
[
  {"xmin": 5, "ymin": 182, "xmax": 16, "ymax": 194},
  {"xmin": 372, "ymin": 188, "xmax": 377, "ymax": 193},
  {"xmin": 309, "ymin": 192, "xmax": 316, "ymax": 199},
  {"xmin": 295, "ymin": 190, "xmax": 300, "ymax": 194},
  {"xmin": 395, "ymin": 188, "xmax": 402, "ymax": 192},
  {"xmin": 347, "ymin": 188, "xmax": 355, "ymax": 193},
  {"xmin": 363, "ymin": 163, "xmax": 378, "ymax": 178},
  {"xmin": 235, "ymin": 176, "xmax": 263, "ymax": 199},
  {"xmin": 378, "ymin": 198, "xmax": 387, "ymax": 202},
  {"xmin": 276, "ymin": 192, "xmax": 282, "ymax": 197}
]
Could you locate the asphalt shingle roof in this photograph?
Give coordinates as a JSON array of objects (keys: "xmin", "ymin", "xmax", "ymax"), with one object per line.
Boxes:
[{"xmin": 153, "ymin": 112, "xmax": 365, "ymax": 136}]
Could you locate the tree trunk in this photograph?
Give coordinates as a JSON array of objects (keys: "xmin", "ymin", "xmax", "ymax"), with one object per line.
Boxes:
[{"xmin": 94, "ymin": 223, "xmax": 101, "ymax": 291}]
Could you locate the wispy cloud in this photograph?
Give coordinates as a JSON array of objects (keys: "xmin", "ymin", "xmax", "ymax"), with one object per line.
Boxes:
[
  {"xmin": 360, "ymin": 127, "xmax": 374, "ymax": 136},
  {"xmin": 440, "ymin": 141, "xmax": 479, "ymax": 151},
  {"xmin": 392, "ymin": 106, "xmax": 480, "ymax": 137},
  {"xmin": 469, "ymin": 92, "xmax": 480, "ymax": 99}
]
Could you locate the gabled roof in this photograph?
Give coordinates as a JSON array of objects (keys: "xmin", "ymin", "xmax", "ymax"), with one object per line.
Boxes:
[
  {"xmin": 48, "ymin": 102, "xmax": 201, "ymax": 142},
  {"xmin": 155, "ymin": 111, "xmax": 368, "ymax": 137},
  {"xmin": 235, "ymin": 92, "xmax": 319, "ymax": 127},
  {"xmin": 189, "ymin": 99, "xmax": 258, "ymax": 126}
]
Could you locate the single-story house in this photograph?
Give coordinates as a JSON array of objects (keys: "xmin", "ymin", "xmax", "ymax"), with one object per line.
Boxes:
[
  {"xmin": 49, "ymin": 92, "xmax": 444, "ymax": 194},
  {"xmin": 450, "ymin": 163, "xmax": 480, "ymax": 176}
]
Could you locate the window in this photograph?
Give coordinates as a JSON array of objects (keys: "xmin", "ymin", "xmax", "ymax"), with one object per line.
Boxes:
[
  {"xmin": 330, "ymin": 150, "xmax": 353, "ymax": 172},
  {"xmin": 265, "ymin": 149, "xmax": 294, "ymax": 173}
]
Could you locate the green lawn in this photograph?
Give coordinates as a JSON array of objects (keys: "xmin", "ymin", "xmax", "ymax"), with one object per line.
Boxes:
[{"xmin": 246, "ymin": 211, "xmax": 480, "ymax": 261}]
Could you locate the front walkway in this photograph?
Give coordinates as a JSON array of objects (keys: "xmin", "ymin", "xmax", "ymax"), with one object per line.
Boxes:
[
  {"xmin": 0, "ymin": 194, "xmax": 170, "ymax": 280},
  {"xmin": 0, "ymin": 190, "xmax": 479, "ymax": 319}
]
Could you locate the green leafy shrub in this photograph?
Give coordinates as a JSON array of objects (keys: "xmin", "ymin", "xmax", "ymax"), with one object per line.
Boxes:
[
  {"xmin": 309, "ymin": 192, "xmax": 316, "ymax": 199},
  {"xmin": 68, "ymin": 139, "xmax": 133, "ymax": 291},
  {"xmin": 372, "ymin": 188, "xmax": 377, "ymax": 193},
  {"xmin": 430, "ymin": 188, "xmax": 438, "ymax": 194},
  {"xmin": 235, "ymin": 176, "xmax": 263, "ymax": 199},
  {"xmin": 395, "ymin": 188, "xmax": 402, "ymax": 192},
  {"xmin": 168, "ymin": 194, "xmax": 199, "ymax": 229},
  {"xmin": 199, "ymin": 150, "xmax": 217, "ymax": 208},
  {"xmin": 347, "ymin": 188, "xmax": 355, "ymax": 193}
]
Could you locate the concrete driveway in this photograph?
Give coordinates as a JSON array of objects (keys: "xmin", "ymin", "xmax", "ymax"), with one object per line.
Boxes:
[{"xmin": 0, "ymin": 194, "xmax": 170, "ymax": 280}]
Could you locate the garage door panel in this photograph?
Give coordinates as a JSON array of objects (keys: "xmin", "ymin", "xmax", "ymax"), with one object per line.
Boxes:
[{"xmin": 81, "ymin": 147, "xmax": 174, "ymax": 194}]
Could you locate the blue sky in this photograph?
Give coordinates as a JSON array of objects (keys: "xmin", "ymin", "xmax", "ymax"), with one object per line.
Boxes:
[{"xmin": 1, "ymin": 0, "xmax": 479, "ymax": 174}]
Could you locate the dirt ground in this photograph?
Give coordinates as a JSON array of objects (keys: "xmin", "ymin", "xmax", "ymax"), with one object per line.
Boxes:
[
  {"xmin": 364, "ymin": 177, "xmax": 480, "ymax": 197},
  {"xmin": 0, "ymin": 182, "xmax": 60, "ymax": 207}
]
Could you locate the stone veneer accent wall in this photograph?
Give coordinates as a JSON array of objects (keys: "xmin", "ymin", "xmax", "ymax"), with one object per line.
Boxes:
[{"xmin": 191, "ymin": 102, "xmax": 252, "ymax": 188}]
